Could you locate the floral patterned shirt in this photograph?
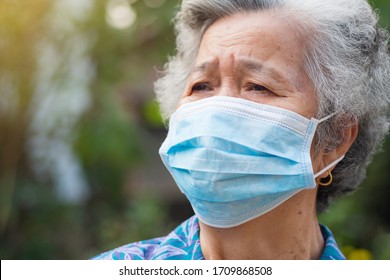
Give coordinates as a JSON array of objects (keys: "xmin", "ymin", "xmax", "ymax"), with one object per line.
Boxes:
[{"xmin": 92, "ymin": 215, "xmax": 345, "ymax": 260}]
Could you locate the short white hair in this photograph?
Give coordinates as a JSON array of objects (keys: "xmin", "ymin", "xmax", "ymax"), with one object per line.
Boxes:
[{"xmin": 154, "ymin": 0, "xmax": 390, "ymax": 211}]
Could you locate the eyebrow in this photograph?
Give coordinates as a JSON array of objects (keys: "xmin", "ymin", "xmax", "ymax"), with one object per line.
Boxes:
[
  {"xmin": 240, "ymin": 59, "xmax": 288, "ymax": 83},
  {"xmin": 190, "ymin": 61, "xmax": 217, "ymax": 75},
  {"xmin": 190, "ymin": 58, "xmax": 288, "ymax": 83}
]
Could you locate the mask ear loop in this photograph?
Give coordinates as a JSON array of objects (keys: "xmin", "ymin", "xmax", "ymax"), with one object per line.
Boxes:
[
  {"xmin": 312, "ymin": 111, "xmax": 341, "ymax": 187},
  {"xmin": 318, "ymin": 171, "xmax": 333, "ymax": 187},
  {"xmin": 314, "ymin": 155, "xmax": 344, "ymax": 178}
]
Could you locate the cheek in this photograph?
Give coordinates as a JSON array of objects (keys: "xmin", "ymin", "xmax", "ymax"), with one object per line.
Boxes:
[
  {"xmin": 176, "ymin": 95, "xmax": 201, "ymax": 109},
  {"xmin": 291, "ymin": 93, "xmax": 318, "ymax": 119},
  {"xmin": 310, "ymin": 143, "xmax": 325, "ymax": 175},
  {"xmin": 288, "ymin": 76, "xmax": 318, "ymax": 118}
]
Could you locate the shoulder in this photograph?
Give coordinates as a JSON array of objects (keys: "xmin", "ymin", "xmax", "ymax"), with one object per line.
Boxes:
[
  {"xmin": 91, "ymin": 215, "xmax": 204, "ymax": 260},
  {"xmin": 319, "ymin": 224, "xmax": 346, "ymax": 260},
  {"xmin": 90, "ymin": 237, "xmax": 165, "ymax": 260}
]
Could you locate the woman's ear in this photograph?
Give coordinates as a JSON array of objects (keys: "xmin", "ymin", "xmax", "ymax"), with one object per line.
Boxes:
[{"xmin": 317, "ymin": 118, "xmax": 359, "ymax": 179}]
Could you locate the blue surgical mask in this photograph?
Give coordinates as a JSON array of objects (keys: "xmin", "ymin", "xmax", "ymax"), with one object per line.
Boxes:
[{"xmin": 159, "ymin": 96, "xmax": 343, "ymax": 228}]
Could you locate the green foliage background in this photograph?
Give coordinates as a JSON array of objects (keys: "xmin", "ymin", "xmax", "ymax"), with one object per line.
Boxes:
[{"xmin": 0, "ymin": 0, "xmax": 389, "ymax": 259}]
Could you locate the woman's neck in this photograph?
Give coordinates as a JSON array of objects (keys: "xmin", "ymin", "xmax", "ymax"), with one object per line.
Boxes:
[{"xmin": 199, "ymin": 190, "xmax": 324, "ymax": 260}]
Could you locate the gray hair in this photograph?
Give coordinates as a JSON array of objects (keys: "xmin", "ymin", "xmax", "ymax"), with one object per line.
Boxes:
[{"xmin": 154, "ymin": 0, "xmax": 390, "ymax": 211}]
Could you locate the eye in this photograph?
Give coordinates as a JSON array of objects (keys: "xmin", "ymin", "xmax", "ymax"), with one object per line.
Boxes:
[
  {"xmin": 191, "ymin": 83, "xmax": 212, "ymax": 93},
  {"xmin": 246, "ymin": 83, "xmax": 268, "ymax": 92}
]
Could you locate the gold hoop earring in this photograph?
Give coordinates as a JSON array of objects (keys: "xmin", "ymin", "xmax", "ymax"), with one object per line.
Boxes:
[{"xmin": 318, "ymin": 171, "xmax": 333, "ymax": 187}]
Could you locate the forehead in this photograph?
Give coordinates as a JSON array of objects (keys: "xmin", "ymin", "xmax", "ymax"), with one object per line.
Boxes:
[
  {"xmin": 191, "ymin": 11, "xmax": 313, "ymax": 96},
  {"xmin": 195, "ymin": 11, "xmax": 308, "ymax": 77}
]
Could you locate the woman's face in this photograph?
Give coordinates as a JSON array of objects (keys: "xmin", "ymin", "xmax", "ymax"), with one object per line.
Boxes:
[
  {"xmin": 178, "ymin": 11, "xmax": 331, "ymax": 174},
  {"xmin": 179, "ymin": 11, "xmax": 317, "ymax": 119}
]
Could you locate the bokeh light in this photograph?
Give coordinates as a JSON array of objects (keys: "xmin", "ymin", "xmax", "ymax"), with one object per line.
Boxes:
[{"xmin": 106, "ymin": 0, "xmax": 137, "ymax": 29}]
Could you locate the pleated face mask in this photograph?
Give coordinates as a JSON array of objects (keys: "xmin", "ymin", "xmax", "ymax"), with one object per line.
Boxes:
[{"xmin": 159, "ymin": 96, "xmax": 343, "ymax": 228}]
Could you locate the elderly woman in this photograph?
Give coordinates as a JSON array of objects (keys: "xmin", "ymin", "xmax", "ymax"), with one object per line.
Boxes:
[{"xmin": 93, "ymin": 0, "xmax": 390, "ymax": 260}]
